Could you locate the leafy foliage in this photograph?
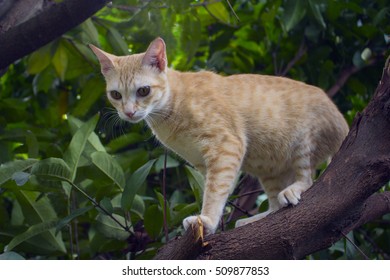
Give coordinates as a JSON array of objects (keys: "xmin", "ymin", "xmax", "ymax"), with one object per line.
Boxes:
[{"xmin": 0, "ymin": 0, "xmax": 389, "ymax": 259}]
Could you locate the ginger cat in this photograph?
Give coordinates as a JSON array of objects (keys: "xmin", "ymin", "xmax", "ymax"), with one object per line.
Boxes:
[{"xmin": 90, "ymin": 38, "xmax": 349, "ymax": 235}]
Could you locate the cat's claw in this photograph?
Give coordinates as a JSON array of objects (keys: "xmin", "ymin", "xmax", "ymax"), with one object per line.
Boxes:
[
  {"xmin": 277, "ymin": 182, "xmax": 307, "ymax": 206},
  {"xmin": 183, "ymin": 215, "xmax": 216, "ymax": 235}
]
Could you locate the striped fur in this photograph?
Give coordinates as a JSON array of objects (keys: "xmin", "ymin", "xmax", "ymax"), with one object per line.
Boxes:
[{"xmin": 90, "ymin": 38, "xmax": 349, "ymax": 235}]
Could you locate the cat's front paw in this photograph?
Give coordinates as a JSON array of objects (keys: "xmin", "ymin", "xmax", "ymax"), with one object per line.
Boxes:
[
  {"xmin": 183, "ymin": 215, "xmax": 216, "ymax": 235},
  {"xmin": 278, "ymin": 182, "xmax": 309, "ymax": 206}
]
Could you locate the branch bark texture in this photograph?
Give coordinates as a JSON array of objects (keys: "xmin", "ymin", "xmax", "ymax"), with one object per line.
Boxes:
[
  {"xmin": 0, "ymin": 0, "xmax": 110, "ymax": 70},
  {"xmin": 155, "ymin": 57, "xmax": 390, "ymax": 260}
]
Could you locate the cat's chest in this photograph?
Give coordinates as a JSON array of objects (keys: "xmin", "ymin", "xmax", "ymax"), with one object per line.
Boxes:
[{"xmin": 149, "ymin": 124, "xmax": 204, "ymax": 168}]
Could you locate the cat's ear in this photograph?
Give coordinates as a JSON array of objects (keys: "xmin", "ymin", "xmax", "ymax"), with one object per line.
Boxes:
[
  {"xmin": 142, "ymin": 37, "xmax": 167, "ymax": 72},
  {"xmin": 89, "ymin": 44, "xmax": 116, "ymax": 75}
]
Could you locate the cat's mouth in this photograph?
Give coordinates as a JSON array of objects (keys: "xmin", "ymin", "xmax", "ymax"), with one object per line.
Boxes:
[{"xmin": 120, "ymin": 111, "xmax": 146, "ymax": 123}]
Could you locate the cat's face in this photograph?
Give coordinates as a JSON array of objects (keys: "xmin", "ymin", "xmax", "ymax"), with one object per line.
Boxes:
[{"xmin": 90, "ymin": 38, "xmax": 169, "ymax": 123}]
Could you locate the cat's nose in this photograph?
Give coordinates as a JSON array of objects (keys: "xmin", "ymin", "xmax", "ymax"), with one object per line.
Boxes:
[{"xmin": 125, "ymin": 111, "xmax": 136, "ymax": 118}]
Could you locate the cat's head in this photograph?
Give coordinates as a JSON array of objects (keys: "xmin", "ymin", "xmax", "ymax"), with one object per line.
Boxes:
[{"xmin": 89, "ymin": 38, "xmax": 169, "ymax": 123}]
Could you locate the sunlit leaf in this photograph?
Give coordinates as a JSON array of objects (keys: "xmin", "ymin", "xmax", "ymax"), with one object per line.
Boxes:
[
  {"xmin": 80, "ymin": 18, "xmax": 100, "ymax": 45},
  {"xmin": 107, "ymin": 27, "xmax": 129, "ymax": 55},
  {"xmin": 27, "ymin": 44, "xmax": 52, "ymax": 74},
  {"xmin": 64, "ymin": 114, "xmax": 100, "ymax": 181},
  {"xmin": 52, "ymin": 43, "xmax": 68, "ymax": 81},
  {"xmin": 204, "ymin": 1, "xmax": 231, "ymax": 24}
]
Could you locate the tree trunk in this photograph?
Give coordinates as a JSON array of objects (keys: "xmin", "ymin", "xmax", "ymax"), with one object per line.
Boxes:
[
  {"xmin": 155, "ymin": 57, "xmax": 390, "ymax": 260},
  {"xmin": 0, "ymin": 0, "xmax": 110, "ymax": 70}
]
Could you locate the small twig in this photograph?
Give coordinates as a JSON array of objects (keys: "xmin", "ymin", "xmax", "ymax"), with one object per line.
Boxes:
[
  {"xmin": 225, "ymin": 0, "xmax": 240, "ymax": 22},
  {"xmin": 356, "ymin": 228, "xmax": 390, "ymax": 260},
  {"xmin": 326, "ymin": 57, "xmax": 379, "ymax": 98},
  {"xmin": 280, "ymin": 39, "xmax": 307, "ymax": 77},
  {"xmin": 227, "ymin": 201, "xmax": 253, "ymax": 217},
  {"xmin": 341, "ymin": 231, "xmax": 369, "ymax": 260},
  {"xmin": 162, "ymin": 149, "xmax": 169, "ymax": 242},
  {"xmin": 236, "ymin": 188, "xmax": 263, "ymax": 199}
]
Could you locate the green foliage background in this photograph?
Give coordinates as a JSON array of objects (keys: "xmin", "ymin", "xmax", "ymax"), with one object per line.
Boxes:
[{"xmin": 0, "ymin": 0, "xmax": 389, "ymax": 259}]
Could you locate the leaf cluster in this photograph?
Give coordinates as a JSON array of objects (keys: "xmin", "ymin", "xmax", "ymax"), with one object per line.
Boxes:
[{"xmin": 0, "ymin": 0, "xmax": 389, "ymax": 259}]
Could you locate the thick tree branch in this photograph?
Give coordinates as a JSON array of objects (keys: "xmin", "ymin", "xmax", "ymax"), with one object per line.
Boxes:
[
  {"xmin": 155, "ymin": 57, "xmax": 390, "ymax": 259},
  {"xmin": 0, "ymin": 0, "xmax": 110, "ymax": 70}
]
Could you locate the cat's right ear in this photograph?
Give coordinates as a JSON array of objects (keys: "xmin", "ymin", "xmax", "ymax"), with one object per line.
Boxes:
[
  {"xmin": 89, "ymin": 44, "xmax": 116, "ymax": 75},
  {"xmin": 142, "ymin": 37, "xmax": 167, "ymax": 72}
]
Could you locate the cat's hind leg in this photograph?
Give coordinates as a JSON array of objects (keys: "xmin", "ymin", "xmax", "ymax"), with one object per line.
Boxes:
[
  {"xmin": 235, "ymin": 172, "xmax": 294, "ymax": 228},
  {"xmin": 277, "ymin": 140, "xmax": 314, "ymax": 206}
]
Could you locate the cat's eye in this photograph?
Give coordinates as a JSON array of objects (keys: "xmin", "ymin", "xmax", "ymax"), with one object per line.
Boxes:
[
  {"xmin": 136, "ymin": 86, "xmax": 151, "ymax": 97},
  {"xmin": 110, "ymin": 90, "xmax": 122, "ymax": 100}
]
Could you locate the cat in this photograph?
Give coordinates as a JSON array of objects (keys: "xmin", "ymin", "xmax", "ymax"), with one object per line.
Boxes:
[{"xmin": 89, "ymin": 37, "xmax": 349, "ymax": 235}]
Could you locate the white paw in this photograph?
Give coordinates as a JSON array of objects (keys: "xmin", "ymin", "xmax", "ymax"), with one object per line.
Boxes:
[
  {"xmin": 235, "ymin": 218, "xmax": 251, "ymax": 228},
  {"xmin": 183, "ymin": 215, "xmax": 216, "ymax": 235},
  {"xmin": 278, "ymin": 183, "xmax": 307, "ymax": 206},
  {"xmin": 235, "ymin": 211, "xmax": 271, "ymax": 228}
]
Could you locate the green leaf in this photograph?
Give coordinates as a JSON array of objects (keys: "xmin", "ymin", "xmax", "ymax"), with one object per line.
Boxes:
[
  {"xmin": 30, "ymin": 158, "xmax": 71, "ymax": 182},
  {"xmin": 204, "ymin": 1, "xmax": 231, "ymax": 24},
  {"xmin": 55, "ymin": 206, "xmax": 93, "ymax": 234},
  {"xmin": 80, "ymin": 18, "xmax": 100, "ymax": 45},
  {"xmin": 27, "ymin": 44, "xmax": 52, "ymax": 74},
  {"xmin": 184, "ymin": 165, "xmax": 204, "ymax": 208},
  {"xmin": 11, "ymin": 171, "xmax": 30, "ymax": 186},
  {"xmin": 0, "ymin": 159, "xmax": 38, "ymax": 186},
  {"xmin": 121, "ymin": 159, "xmax": 156, "ymax": 212},
  {"xmin": 107, "ymin": 27, "xmax": 129, "ymax": 55},
  {"xmin": 281, "ymin": 0, "xmax": 307, "ymax": 32},
  {"xmin": 64, "ymin": 114, "xmax": 100, "ymax": 181},
  {"xmin": 72, "ymin": 77, "xmax": 105, "ymax": 117},
  {"xmin": 155, "ymin": 191, "xmax": 171, "ymax": 225},
  {"xmin": 91, "ymin": 151, "xmax": 125, "ymax": 190},
  {"xmin": 5, "ymin": 220, "xmax": 60, "ymax": 252},
  {"xmin": 144, "ymin": 204, "xmax": 163, "ymax": 239},
  {"xmin": 26, "ymin": 130, "xmax": 39, "ymax": 158},
  {"xmin": 154, "ymin": 153, "xmax": 180, "ymax": 173},
  {"xmin": 106, "ymin": 133, "xmax": 144, "ymax": 153},
  {"xmin": 67, "ymin": 115, "xmax": 105, "ymax": 152},
  {"xmin": 131, "ymin": 194, "xmax": 145, "ymax": 218},
  {"xmin": 96, "ymin": 213, "xmax": 130, "ymax": 240},
  {"xmin": 52, "ymin": 43, "xmax": 68, "ymax": 81},
  {"xmin": 99, "ymin": 197, "xmax": 114, "ymax": 215},
  {"xmin": 0, "ymin": 251, "xmax": 25, "ymax": 260},
  {"xmin": 171, "ymin": 202, "xmax": 198, "ymax": 226},
  {"xmin": 308, "ymin": 0, "xmax": 326, "ymax": 29}
]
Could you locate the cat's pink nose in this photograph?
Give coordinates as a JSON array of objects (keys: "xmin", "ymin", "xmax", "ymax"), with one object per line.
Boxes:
[{"xmin": 125, "ymin": 111, "xmax": 136, "ymax": 118}]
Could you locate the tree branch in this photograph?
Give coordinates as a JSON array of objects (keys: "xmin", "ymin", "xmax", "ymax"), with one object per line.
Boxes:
[
  {"xmin": 326, "ymin": 56, "xmax": 381, "ymax": 98},
  {"xmin": 0, "ymin": 0, "xmax": 110, "ymax": 70},
  {"xmin": 155, "ymin": 57, "xmax": 390, "ymax": 259}
]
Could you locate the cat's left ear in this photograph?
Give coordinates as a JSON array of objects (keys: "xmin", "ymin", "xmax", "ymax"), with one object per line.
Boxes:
[
  {"xmin": 89, "ymin": 44, "xmax": 117, "ymax": 76},
  {"xmin": 142, "ymin": 37, "xmax": 167, "ymax": 72}
]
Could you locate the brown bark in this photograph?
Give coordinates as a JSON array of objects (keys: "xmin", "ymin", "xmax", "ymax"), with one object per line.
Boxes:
[
  {"xmin": 0, "ymin": 0, "xmax": 110, "ymax": 70},
  {"xmin": 155, "ymin": 57, "xmax": 390, "ymax": 260}
]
